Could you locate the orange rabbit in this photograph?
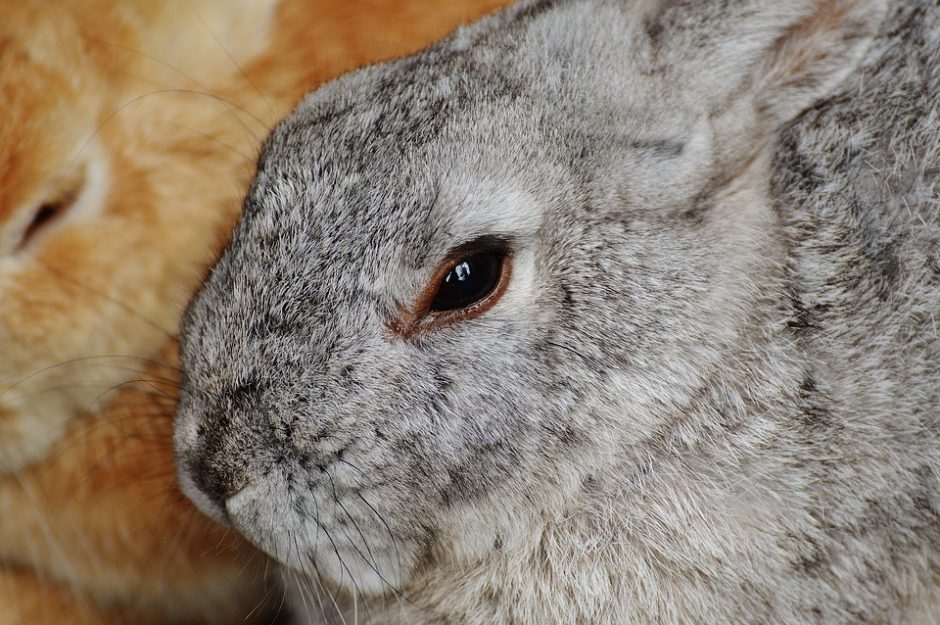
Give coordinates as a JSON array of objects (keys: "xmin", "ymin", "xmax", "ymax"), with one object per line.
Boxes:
[{"xmin": 0, "ymin": 0, "xmax": 510, "ymax": 623}]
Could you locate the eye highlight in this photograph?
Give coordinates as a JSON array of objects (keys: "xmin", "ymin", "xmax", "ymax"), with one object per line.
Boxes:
[
  {"xmin": 429, "ymin": 252, "xmax": 504, "ymax": 312},
  {"xmin": 391, "ymin": 236, "xmax": 513, "ymax": 336}
]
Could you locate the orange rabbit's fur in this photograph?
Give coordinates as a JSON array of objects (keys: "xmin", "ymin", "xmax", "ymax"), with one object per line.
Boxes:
[
  {"xmin": 0, "ymin": 349, "xmax": 265, "ymax": 624},
  {"xmin": 0, "ymin": 0, "xmax": 510, "ymax": 623}
]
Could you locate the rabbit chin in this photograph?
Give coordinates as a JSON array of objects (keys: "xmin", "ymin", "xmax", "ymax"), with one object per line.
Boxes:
[{"xmin": 225, "ymin": 476, "xmax": 412, "ymax": 596}]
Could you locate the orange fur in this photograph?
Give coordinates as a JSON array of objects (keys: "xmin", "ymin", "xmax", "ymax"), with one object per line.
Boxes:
[
  {"xmin": 0, "ymin": 350, "xmax": 268, "ymax": 624},
  {"xmin": 0, "ymin": 0, "xmax": 511, "ymax": 622},
  {"xmin": 2, "ymin": 571, "xmax": 127, "ymax": 625}
]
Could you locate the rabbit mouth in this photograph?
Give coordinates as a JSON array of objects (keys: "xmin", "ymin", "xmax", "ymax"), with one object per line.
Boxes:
[{"xmin": 223, "ymin": 470, "xmax": 414, "ymax": 595}]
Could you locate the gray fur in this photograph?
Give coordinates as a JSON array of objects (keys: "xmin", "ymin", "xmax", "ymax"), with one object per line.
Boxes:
[{"xmin": 174, "ymin": 0, "xmax": 940, "ymax": 622}]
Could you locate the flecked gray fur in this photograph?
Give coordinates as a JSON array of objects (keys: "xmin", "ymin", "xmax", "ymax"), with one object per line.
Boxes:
[{"xmin": 175, "ymin": 0, "xmax": 940, "ymax": 622}]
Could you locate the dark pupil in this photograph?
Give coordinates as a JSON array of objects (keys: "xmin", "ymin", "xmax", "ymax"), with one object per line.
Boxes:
[{"xmin": 429, "ymin": 253, "xmax": 502, "ymax": 312}]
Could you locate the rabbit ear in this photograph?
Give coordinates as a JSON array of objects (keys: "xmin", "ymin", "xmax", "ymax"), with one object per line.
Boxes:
[
  {"xmin": 646, "ymin": 0, "xmax": 886, "ymax": 129},
  {"xmin": 751, "ymin": 0, "xmax": 886, "ymax": 125}
]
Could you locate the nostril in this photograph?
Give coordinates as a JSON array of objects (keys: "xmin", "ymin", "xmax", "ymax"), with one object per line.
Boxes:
[
  {"xmin": 191, "ymin": 466, "xmax": 227, "ymax": 518},
  {"xmin": 185, "ymin": 456, "xmax": 250, "ymax": 524},
  {"xmin": 177, "ymin": 463, "xmax": 229, "ymax": 526}
]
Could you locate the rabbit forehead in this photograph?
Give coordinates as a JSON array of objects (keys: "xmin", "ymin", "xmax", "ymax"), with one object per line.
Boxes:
[
  {"xmin": 432, "ymin": 176, "xmax": 544, "ymax": 244},
  {"xmin": 249, "ymin": 93, "xmax": 551, "ymax": 260},
  {"xmin": 247, "ymin": 0, "xmax": 709, "ymax": 252}
]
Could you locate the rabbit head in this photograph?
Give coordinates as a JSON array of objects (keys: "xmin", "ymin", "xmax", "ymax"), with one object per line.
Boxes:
[
  {"xmin": 0, "ymin": 0, "xmax": 278, "ymax": 472},
  {"xmin": 176, "ymin": 0, "xmax": 886, "ymax": 602}
]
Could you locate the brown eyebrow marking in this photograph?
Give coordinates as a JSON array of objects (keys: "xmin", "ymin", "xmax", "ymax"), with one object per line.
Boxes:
[{"xmin": 388, "ymin": 235, "xmax": 514, "ymax": 339}]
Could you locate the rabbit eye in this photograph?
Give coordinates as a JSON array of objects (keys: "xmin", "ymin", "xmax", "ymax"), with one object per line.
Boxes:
[
  {"xmin": 21, "ymin": 201, "xmax": 66, "ymax": 245},
  {"xmin": 16, "ymin": 167, "xmax": 85, "ymax": 252},
  {"xmin": 392, "ymin": 237, "xmax": 513, "ymax": 336},
  {"xmin": 429, "ymin": 252, "xmax": 504, "ymax": 312}
]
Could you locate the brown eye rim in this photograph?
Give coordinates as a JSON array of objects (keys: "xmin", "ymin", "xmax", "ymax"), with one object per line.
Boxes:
[{"xmin": 390, "ymin": 237, "xmax": 514, "ymax": 338}]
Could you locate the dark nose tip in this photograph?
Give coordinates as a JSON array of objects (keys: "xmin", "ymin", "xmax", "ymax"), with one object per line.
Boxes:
[{"xmin": 185, "ymin": 453, "xmax": 249, "ymax": 523}]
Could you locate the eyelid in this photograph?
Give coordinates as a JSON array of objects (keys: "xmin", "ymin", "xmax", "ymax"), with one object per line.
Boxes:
[
  {"xmin": 389, "ymin": 240, "xmax": 514, "ymax": 338},
  {"xmin": 13, "ymin": 165, "xmax": 87, "ymax": 253},
  {"xmin": 443, "ymin": 234, "xmax": 514, "ymax": 263}
]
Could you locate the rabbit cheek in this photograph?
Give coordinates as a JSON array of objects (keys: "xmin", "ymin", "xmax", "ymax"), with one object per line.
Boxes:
[
  {"xmin": 260, "ymin": 479, "xmax": 412, "ymax": 592},
  {"xmin": 175, "ymin": 383, "xmax": 424, "ymax": 592},
  {"xmin": 208, "ymin": 446, "xmax": 418, "ymax": 594}
]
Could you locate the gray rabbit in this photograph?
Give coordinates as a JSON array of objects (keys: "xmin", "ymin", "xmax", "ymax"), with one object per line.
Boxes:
[{"xmin": 174, "ymin": 0, "xmax": 940, "ymax": 622}]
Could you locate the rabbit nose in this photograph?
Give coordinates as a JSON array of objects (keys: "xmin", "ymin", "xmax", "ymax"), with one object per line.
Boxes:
[{"xmin": 185, "ymin": 451, "xmax": 250, "ymax": 523}]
